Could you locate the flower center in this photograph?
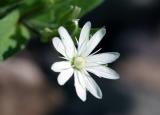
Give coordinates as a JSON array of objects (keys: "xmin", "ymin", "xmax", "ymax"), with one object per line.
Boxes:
[{"xmin": 73, "ymin": 57, "xmax": 85, "ymax": 70}]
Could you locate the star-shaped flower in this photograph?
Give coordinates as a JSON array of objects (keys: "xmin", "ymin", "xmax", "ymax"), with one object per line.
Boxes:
[{"xmin": 51, "ymin": 21, "xmax": 120, "ymax": 101}]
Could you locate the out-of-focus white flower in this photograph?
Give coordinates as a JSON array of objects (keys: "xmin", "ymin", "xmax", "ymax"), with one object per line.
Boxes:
[{"xmin": 51, "ymin": 21, "xmax": 120, "ymax": 101}]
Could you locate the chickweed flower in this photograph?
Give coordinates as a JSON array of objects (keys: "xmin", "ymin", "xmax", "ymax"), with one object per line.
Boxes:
[{"xmin": 51, "ymin": 21, "xmax": 120, "ymax": 101}]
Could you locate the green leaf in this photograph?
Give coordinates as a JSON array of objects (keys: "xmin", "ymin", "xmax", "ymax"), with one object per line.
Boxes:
[
  {"xmin": 0, "ymin": 10, "xmax": 19, "ymax": 60},
  {"xmin": 0, "ymin": 10, "xmax": 30, "ymax": 61}
]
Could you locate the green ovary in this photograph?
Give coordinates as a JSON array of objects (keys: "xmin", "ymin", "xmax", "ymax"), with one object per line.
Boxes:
[{"xmin": 72, "ymin": 56, "xmax": 85, "ymax": 70}]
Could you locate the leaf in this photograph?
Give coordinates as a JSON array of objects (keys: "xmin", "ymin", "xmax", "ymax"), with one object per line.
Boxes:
[
  {"xmin": 0, "ymin": 10, "xmax": 30, "ymax": 61},
  {"xmin": 3, "ymin": 24, "xmax": 30, "ymax": 59},
  {"xmin": 0, "ymin": 10, "xmax": 19, "ymax": 60}
]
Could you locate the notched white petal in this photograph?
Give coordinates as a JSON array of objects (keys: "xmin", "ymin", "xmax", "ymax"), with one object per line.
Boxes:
[
  {"xmin": 74, "ymin": 71, "xmax": 87, "ymax": 101},
  {"xmin": 82, "ymin": 27, "xmax": 106, "ymax": 56},
  {"xmin": 84, "ymin": 71, "xmax": 102, "ymax": 99},
  {"xmin": 52, "ymin": 37, "xmax": 66, "ymax": 57},
  {"xmin": 58, "ymin": 26, "xmax": 76, "ymax": 58},
  {"xmin": 78, "ymin": 21, "xmax": 91, "ymax": 50},
  {"xmin": 51, "ymin": 61, "xmax": 71, "ymax": 72},
  {"xmin": 57, "ymin": 68, "xmax": 73, "ymax": 85},
  {"xmin": 74, "ymin": 70, "xmax": 86, "ymax": 88},
  {"xmin": 86, "ymin": 52, "xmax": 120, "ymax": 65},
  {"xmin": 86, "ymin": 66, "xmax": 120, "ymax": 80}
]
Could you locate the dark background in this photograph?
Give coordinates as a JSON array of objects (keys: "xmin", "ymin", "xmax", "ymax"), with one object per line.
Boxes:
[
  {"xmin": 1, "ymin": 0, "xmax": 160, "ymax": 115},
  {"xmin": 30, "ymin": 0, "xmax": 160, "ymax": 115}
]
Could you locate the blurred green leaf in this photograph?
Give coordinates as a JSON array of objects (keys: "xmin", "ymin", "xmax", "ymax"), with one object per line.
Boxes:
[
  {"xmin": 0, "ymin": 10, "xmax": 19, "ymax": 60},
  {"xmin": 0, "ymin": 10, "xmax": 30, "ymax": 61}
]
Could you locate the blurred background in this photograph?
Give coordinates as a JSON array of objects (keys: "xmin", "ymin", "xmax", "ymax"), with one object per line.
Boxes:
[{"xmin": 1, "ymin": 0, "xmax": 160, "ymax": 115}]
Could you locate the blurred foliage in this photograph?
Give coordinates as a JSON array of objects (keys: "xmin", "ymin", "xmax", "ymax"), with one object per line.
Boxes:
[{"xmin": 0, "ymin": 0, "xmax": 103, "ymax": 61}]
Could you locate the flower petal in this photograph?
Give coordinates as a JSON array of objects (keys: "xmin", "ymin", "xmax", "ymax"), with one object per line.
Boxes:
[
  {"xmin": 78, "ymin": 21, "xmax": 91, "ymax": 47},
  {"xmin": 52, "ymin": 37, "xmax": 66, "ymax": 57},
  {"xmin": 57, "ymin": 68, "xmax": 73, "ymax": 85},
  {"xmin": 74, "ymin": 70, "xmax": 86, "ymax": 88},
  {"xmin": 83, "ymin": 71, "xmax": 102, "ymax": 99},
  {"xmin": 86, "ymin": 52, "xmax": 120, "ymax": 65},
  {"xmin": 74, "ymin": 71, "xmax": 87, "ymax": 101},
  {"xmin": 86, "ymin": 66, "xmax": 120, "ymax": 79},
  {"xmin": 58, "ymin": 26, "xmax": 76, "ymax": 58},
  {"xmin": 78, "ymin": 21, "xmax": 91, "ymax": 54},
  {"xmin": 51, "ymin": 61, "xmax": 71, "ymax": 72},
  {"xmin": 81, "ymin": 27, "xmax": 106, "ymax": 56}
]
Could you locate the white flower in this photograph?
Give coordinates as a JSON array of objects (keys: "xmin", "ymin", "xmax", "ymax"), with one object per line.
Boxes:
[{"xmin": 51, "ymin": 21, "xmax": 120, "ymax": 101}]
